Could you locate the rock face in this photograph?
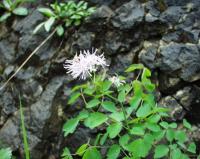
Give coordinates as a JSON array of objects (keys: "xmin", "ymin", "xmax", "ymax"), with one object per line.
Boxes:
[
  {"xmin": 139, "ymin": 42, "xmax": 200, "ymax": 82},
  {"xmin": 158, "ymin": 43, "xmax": 200, "ymax": 82},
  {"xmin": 111, "ymin": 0, "xmax": 145, "ymax": 29},
  {"xmin": 0, "ymin": 0, "xmax": 200, "ymax": 158}
]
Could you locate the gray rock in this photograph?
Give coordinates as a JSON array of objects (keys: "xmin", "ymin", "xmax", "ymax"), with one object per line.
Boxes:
[
  {"xmin": 17, "ymin": 33, "xmax": 46, "ymax": 57},
  {"xmin": 111, "ymin": 0, "xmax": 145, "ymax": 29},
  {"xmin": 173, "ymin": 86, "xmax": 200, "ymax": 122},
  {"xmin": 91, "ymin": 5, "xmax": 114, "ymax": 19},
  {"xmin": 88, "ymin": 0, "xmax": 114, "ymax": 5},
  {"xmin": 138, "ymin": 41, "xmax": 158, "ymax": 69},
  {"xmin": 0, "ymin": 76, "xmax": 65, "ymax": 157},
  {"xmin": 16, "ymin": 67, "xmax": 37, "ymax": 80},
  {"xmin": 71, "ymin": 32, "xmax": 95, "ymax": 50},
  {"xmin": 145, "ymin": 13, "xmax": 159, "ymax": 23},
  {"xmin": 0, "ymin": 24, "xmax": 8, "ymax": 39},
  {"xmin": 0, "ymin": 91, "xmax": 17, "ymax": 115},
  {"xmin": 162, "ymin": 31, "xmax": 182, "ymax": 43},
  {"xmin": 179, "ymin": 9, "xmax": 200, "ymax": 29},
  {"xmin": 145, "ymin": 1, "xmax": 160, "ymax": 22},
  {"xmin": 110, "ymin": 51, "xmax": 135, "ymax": 74},
  {"xmin": 159, "ymin": 96, "xmax": 186, "ymax": 121},
  {"xmin": 13, "ymin": 9, "xmax": 58, "ymax": 61},
  {"xmin": 145, "ymin": 1, "xmax": 160, "ymax": 17},
  {"xmin": 162, "ymin": 26, "xmax": 200, "ymax": 44},
  {"xmin": 29, "ymin": 76, "xmax": 65, "ymax": 137},
  {"xmin": 104, "ymin": 31, "xmax": 132, "ymax": 55},
  {"xmin": 158, "ymin": 73, "xmax": 182, "ymax": 94},
  {"xmin": 160, "ymin": 6, "xmax": 184, "ymax": 24},
  {"xmin": 164, "ymin": 0, "xmax": 200, "ymax": 7},
  {"xmin": 0, "ymin": 39, "xmax": 16, "ymax": 66},
  {"xmin": 20, "ymin": 79, "xmax": 43, "ymax": 98},
  {"xmin": 157, "ymin": 42, "xmax": 200, "ymax": 82},
  {"xmin": 12, "ymin": 9, "xmax": 44, "ymax": 34}
]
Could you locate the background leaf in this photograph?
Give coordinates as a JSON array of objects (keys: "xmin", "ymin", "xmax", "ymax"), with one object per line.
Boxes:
[
  {"xmin": 0, "ymin": 13, "xmax": 11, "ymax": 22},
  {"xmin": 13, "ymin": 7, "xmax": 28, "ymax": 16},
  {"xmin": 86, "ymin": 99, "xmax": 100, "ymax": 108},
  {"xmin": 102, "ymin": 101, "xmax": 117, "ymax": 113},
  {"xmin": 154, "ymin": 145, "xmax": 169, "ymax": 158},
  {"xmin": 106, "ymin": 144, "xmax": 120, "ymax": 159},
  {"xmin": 83, "ymin": 147, "xmax": 101, "ymax": 159},
  {"xmin": 107, "ymin": 122, "xmax": 122, "ymax": 138},
  {"xmin": 44, "ymin": 17, "xmax": 55, "ymax": 32}
]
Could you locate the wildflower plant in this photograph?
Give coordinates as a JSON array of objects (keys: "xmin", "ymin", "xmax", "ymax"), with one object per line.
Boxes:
[
  {"xmin": 34, "ymin": 1, "xmax": 96, "ymax": 36},
  {"xmin": 0, "ymin": 0, "xmax": 34, "ymax": 22},
  {"xmin": 62, "ymin": 49, "xmax": 198, "ymax": 159}
]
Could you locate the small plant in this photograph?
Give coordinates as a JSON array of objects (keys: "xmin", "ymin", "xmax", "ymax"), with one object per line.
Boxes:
[
  {"xmin": 62, "ymin": 49, "xmax": 198, "ymax": 159},
  {"xmin": 0, "ymin": 0, "xmax": 34, "ymax": 22},
  {"xmin": 34, "ymin": 1, "xmax": 96, "ymax": 36},
  {"xmin": 0, "ymin": 147, "xmax": 12, "ymax": 159}
]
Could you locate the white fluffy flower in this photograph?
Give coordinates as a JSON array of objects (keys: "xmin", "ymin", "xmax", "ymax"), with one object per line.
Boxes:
[
  {"xmin": 64, "ymin": 49, "xmax": 108, "ymax": 79},
  {"xmin": 109, "ymin": 76, "xmax": 126, "ymax": 87}
]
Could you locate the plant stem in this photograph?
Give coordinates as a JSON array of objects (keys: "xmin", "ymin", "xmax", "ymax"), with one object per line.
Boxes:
[
  {"xmin": 120, "ymin": 102, "xmax": 130, "ymax": 129},
  {"xmin": 80, "ymin": 89, "xmax": 88, "ymax": 105},
  {"xmin": 0, "ymin": 29, "xmax": 57, "ymax": 90},
  {"xmin": 19, "ymin": 95, "xmax": 30, "ymax": 159}
]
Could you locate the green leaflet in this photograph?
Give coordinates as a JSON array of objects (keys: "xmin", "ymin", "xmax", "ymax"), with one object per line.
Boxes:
[
  {"xmin": 84, "ymin": 112, "xmax": 108, "ymax": 129},
  {"xmin": 63, "ymin": 118, "xmax": 79, "ymax": 137}
]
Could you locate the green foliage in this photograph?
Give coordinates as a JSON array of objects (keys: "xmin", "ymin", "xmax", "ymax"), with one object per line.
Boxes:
[
  {"xmin": 34, "ymin": 1, "xmax": 96, "ymax": 36},
  {"xmin": 0, "ymin": 148, "xmax": 12, "ymax": 159},
  {"xmin": 0, "ymin": 0, "xmax": 34, "ymax": 22},
  {"xmin": 62, "ymin": 64, "xmax": 198, "ymax": 159}
]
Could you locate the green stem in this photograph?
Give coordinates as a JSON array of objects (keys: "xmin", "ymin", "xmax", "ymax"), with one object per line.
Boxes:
[
  {"xmin": 19, "ymin": 95, "xmax": 30, "ymax": 159},
  {"xmin": 120, "ymin": 102, "xmax": 130, "ymax": 129}
]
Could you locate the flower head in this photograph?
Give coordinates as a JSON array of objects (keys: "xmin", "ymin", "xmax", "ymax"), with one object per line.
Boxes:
[
  {"xmin": 109, "ymin": 75, "xmax": 126, "ymax": 87},
  {"xmin": 64, "ymin": 48, "xmax": 108, "ymax": 79}
]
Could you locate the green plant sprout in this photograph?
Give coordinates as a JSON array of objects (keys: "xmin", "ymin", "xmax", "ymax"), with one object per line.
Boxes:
[
  {"xmin": 0, "ymin": 0, "xmax": 34, "ymax": 22},
  {"xmin": 34, "ymin": 1, "xmax": 96, "ymax": 36},
  {"xmin": 62, "ymin": 50, "xmax": 199, "ymax": 159}
]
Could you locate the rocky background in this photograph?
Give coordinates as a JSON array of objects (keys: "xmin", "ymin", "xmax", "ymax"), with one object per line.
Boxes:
[{"xmin": 0, "ymin": 0, "xmax": 200, "ymax": 158}]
